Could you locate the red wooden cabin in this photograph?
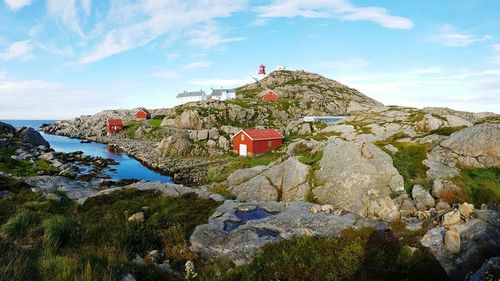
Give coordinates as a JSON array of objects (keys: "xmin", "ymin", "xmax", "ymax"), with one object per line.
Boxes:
[
  {"xmin": 232, "ymin": 129, "xmax": 283, "ymax": 156},
  {"xmin": 106, "ymin": 119, "xmax": 124, "ymax": 134},
  {"xmin": 262, "ymin": 90, "xmax": 279, "ymax": 101},
  {"xmin": 135, "ymin": 108, "xmax": 151, "ymax": 119}
]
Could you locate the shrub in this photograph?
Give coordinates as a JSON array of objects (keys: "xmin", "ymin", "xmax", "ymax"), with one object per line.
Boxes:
[
  {"xmin": 453, "ymin": 167, "xmax": 500, "ymax": 206},
  {"xmin": 43, "ymin": 215, "xmax": 79, "ymax": 251},
  {"xmin": 206, "ymin": 166, "xmax": 223, "ymax": 183},
  {"xmin": 0, "ymin": 210, "xmax": 36, "ymax": 239},
  {"xmin": 221, "ymin": 228, "xmax": 447, "ymax": 281}
]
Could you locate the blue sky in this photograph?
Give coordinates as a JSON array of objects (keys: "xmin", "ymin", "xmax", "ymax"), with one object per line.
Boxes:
[{"xmin": 0, "ymin": 0, "xmax": 499, "ymax": 119}]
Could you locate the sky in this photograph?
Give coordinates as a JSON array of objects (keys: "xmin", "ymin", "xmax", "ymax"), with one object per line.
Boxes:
[{"xmin": 0, "ymin": 0, "xmax": 499, "ymax": 119}]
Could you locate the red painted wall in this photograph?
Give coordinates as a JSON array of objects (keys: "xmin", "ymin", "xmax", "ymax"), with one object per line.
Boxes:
[
  {"xmin": 232, "ymin": 132, "xmax": 253, "ymax": 154},
  {"xmin": 232, "ymin": 132, "xmax": 282, "ymax": 155},
  {"xmin": 252, "ymin": 138, "xmax": 282, "ymax": 154},
  {"xmin": 262, "ymin": 91, "xmax": 278, "ymax": 101},
  {"xmin": 106, "ymin": 124, "xmax": 123, "ymax": 134},
  {"xmin": 136, "ymin": 111, "xmax": 150, "ymax": 119}
]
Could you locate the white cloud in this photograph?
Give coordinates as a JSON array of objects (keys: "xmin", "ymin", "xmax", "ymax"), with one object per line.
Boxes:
[
  {"xmin": 491, "ymin": 45, "xmax": 500, "ymax": 64},
  {"xmin": 47, "ymin": 0, "xmax": 83, "ymax": 37},
  {"xmin": 81, "ymin": 0, "xmax": 91, "ymax": 16},
  {"xmin": 182, "ymin": 61, "xmax": 213, "ymax": 70},
  {"xmin": 188, "ymin": 77, "xmax": 254, "ymax": 87},
  {"xmin": 429, "ymin": 24, "xmax": 493, "ymax": 47},
  {"xmin": 187, "ymin": 23, "xmax": 246, "ymax": 48},
  {"xmin": 334, "ymin": 66, "xmax": 500, "ymax": 113},
  {"xmin": 0, "ymin": 40, "xmax": 34, "ymax": 61},
  {"xmin": 254, "ymin": 0, "xmax": 414, "ymax": 30},
  {"xmin": 78, "ymin": 0, "xmax": 247, "ymax": 64},
  {"xmin": 3, "ymin": 0, "xmax": 31, "ymax": 11},
  {"xmin": 149, "ymin": 70, "xmax": 179, "ymax": 79}
]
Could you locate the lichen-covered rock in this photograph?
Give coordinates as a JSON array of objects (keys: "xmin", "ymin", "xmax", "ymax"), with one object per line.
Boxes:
[
  {"xmin": 444, "ymin": 228, "xmax": 460, "ymax": 254},
  {"xmin": 412, "ymin": 185, "xmax": 436, "ymax": 211},
  {"xmin": 230, "ymin": 175, "xmax": 278, "ymax": 202},
  {"xmin": 157, "ymin": 134, "xmax": 191, "ymax": 156},
  {"xmin": 426, "ymin": 123, "xmax": 500, "ymax": 180},
  {"xmin": 17, "ymin": 127, "xmax": 49, "ymax": 147},
  {"xmin": 313, "ymin": 138, "xmax": 404, "ymax": 215}
]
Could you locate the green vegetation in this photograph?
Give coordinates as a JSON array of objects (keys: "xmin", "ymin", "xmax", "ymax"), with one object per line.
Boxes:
[
  {"xmin": 282, "ymin": 78, "xmax": 303, "ymax": 86},
  {"xmin": 124, "ymin": 120, "xmax": 143, "ymax": 138},
  {"xmin": 376, "ymin": 141, "xmax": 431, "ymax": 193},
  {"xmin": 149, "ymin": 115, "xmax": 165, "ymax": 128},
  {"xmin": 0, "ymin": 179, "xmax": 221, "ymax": 281},
  {"xmin": 452, "ymin": 166, "xmax": 500, "ymax": 206},
  {"xmin": 214, "ymin": 227, "xmax": 447, "ymax": 281},
  {"xmin": 0, "ymin": 149, "xmax": 58, "ymax": 176},
  {"xmin": 235, "ymin": 88, "xmax": 261, "ymax": 99},
  {"xmin": 344, "ymin": 120, "xmax": 373, "ymax": 135},
  {"xmin": 407, "ymin": 110, "xmax": 425, "ymax": 123},
  {"xmin": 298, "ymin": 150, "xmax": 323, "ymax": 165},
  {"xmin": 430, "ymin": 126, "xmax": 466, "ymax": 136},
  {"xmin": 208, "ymin": 151, "xmax": 284, "ymax": 183}
]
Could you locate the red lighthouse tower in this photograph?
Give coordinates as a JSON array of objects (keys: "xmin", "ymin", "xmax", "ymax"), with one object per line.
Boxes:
[{"xmin": 258, "ymin": 64, "xmax": 266, "ymax": 80}]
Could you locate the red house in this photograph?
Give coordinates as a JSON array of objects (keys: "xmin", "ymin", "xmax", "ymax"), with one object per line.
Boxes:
[
  {"xmin": 135, "ymin": 108, "xmax": 151, "ymax": 119},
  {"xmin": 262, "ymin": 90, "xmax": 279, "ymax": 101},
  {"xmin": 232, "ymin": 129, "xmax": 283, "ymax": 156},
  {"xmin": 106, "ymin": 119, "xmax": 124, "ymax": 134}
]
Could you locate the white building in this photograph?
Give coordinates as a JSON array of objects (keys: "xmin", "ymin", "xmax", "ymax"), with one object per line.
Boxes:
[
  {"xmin": 210, "ymin": 88, "xmax": 236, "ymax": 101},
  {"xmin": 176, "ymin": 90, "xmax": 207, "ymax": 105}
]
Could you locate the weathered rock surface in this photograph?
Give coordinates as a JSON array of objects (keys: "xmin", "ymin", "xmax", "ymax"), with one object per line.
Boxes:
[
  {"xmin": 426, "ymin": 123, "xmax": 500, "ymax": 180},
  {"xmin": 313, "ymin": 138, "xmax": 404, "ymax": 214},
  {"xmin": 228, "ymin": 157, "xmax": 310, "ymax": 202},
  {"xmin": 157, "ymin": 134, "xmax": 191, "ymax": 156},
  {"xmin": 190, "ymin": 200, "xmax": 367, "ymax": 265},
  {"xmin": 412, "ymin": 185, "xmax": 436, "ymax": 211},
  {"xmin": 421, "ymin": 211, "xmax": 500, "ymax": 281},
  {"xmin": 23, "ymin": 176, "xmax": 96, "ymax": 200},
  {"xmin": 470, "ymin": 257, "xmax": 500, "ymax": 281},
  {"xmin": 78, "ymin": 181, "xmax": 211, "ymax": 204}
]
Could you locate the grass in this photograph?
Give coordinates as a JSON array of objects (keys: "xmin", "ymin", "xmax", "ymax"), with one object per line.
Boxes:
[
  {"xmin": 0, "ymin": 176, "xmax": 221, "ymax": 281},
  {"xmin": 298, "ymin": 150, "xmax": 323, "ymax": 165},
  {"xmin": 452, "ymin": 166, "xmax": 500, "ymax": 206},
  {"xmin": 407, "ymin": 110, "xmax": 425, "ymax": 123},
  {"xmin": 208, "ymin": 151, "xmax": 284, "ymax": 183},
  {"xmin": 0, "ymin": 149, "xmax": 58, "ymax": 176},
  {"xmin": 149, "ymin": 115, "xmax": 164, "ymax": 128},
  {"xmin": 217, "ymin": 227, "xmax": 447, "ymax": 281},
  {"xmin": 124, "ymin": 120, "xmax": 143, "ymax": 138},
  {"xmin": 43, "ymin": 215, "xmax": 79, "ymax": 251},
  {"xmin": 380, "ymin": 142, "xmax": 431, "ymax": 193},
  {"xmin": 430, "ymin": 126, "xmax": 466, "ymax": 136}
]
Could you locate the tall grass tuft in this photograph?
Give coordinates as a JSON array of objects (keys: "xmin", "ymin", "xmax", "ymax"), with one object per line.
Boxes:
[
  {"xmin": 43, "ymin": 215, "xmax": 78, "ymax": 251},
  {"xmin": 0, "ymin": 237, "xmax": 36, "ymax": 281},
  {"xmin": 0, "ymin": 209, "xmax": 36, "ymax": 239}
]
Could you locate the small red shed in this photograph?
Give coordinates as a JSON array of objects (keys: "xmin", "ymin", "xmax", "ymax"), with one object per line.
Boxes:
[
  {"xmin": 232, "ymin": 129, "xmax": 283, "ymax": 156},
  {"xmin": 135, "ymin": 108, "xmax": 151, "ymax": 119},
  {"xmin": 106, "ymin": 119, "xmax": 124, "ymax": 134},
  {"xmin": 262, "ymin": 90, "xmax": 279, "ymax": 101}
]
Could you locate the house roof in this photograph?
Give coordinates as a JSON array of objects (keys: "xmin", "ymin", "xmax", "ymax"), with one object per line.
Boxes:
[
  {"xmin": 107, "ymin": 119, "xmax": 123, "ymax": 126},
  {"xmin": 232, "ymin": 129, "xmax": 283, "ymax": 140},
  {"xmin": 259, "ymin": 89, "xmax": 280, "ymax": 97},
  {"xmin": 211, "ymin": 88, "xmax": 235, "ymax": 96},
  {"xmin": 136, "ymin": 108, "xmax": 150, "ymax": 115},
  {"xmin": 176, "ymin": 90, "xmax": 206, "ymax": 98}
]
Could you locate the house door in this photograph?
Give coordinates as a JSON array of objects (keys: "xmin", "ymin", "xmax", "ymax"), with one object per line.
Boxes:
[{"xmin": 239, "ymin": 144, "xmax": 247, "ymax": 156}]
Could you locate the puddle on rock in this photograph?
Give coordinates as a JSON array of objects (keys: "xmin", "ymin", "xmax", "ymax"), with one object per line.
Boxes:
[{"xmin": 223, "ymin": 208, "xmax": 275, "ymax": 232}]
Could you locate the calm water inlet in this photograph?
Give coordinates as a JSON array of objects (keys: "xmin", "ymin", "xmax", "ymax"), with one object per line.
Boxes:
[{"xmin": 2, "ymin": 120, "xmax": 173, "ymax": 183}]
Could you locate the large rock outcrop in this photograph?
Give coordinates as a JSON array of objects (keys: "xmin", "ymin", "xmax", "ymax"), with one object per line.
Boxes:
[
  {"xmin": 190, "ymin": 200, "xmax": 360, "ymax": 265},
  {"xmin": 313, "ymin": 138, "xmax": 404, "ymax": 215},
  {"xmin": 17, "ymin": 127, "xmax": 49, "ymax": 147},
  {"xmin": 426, "ymin": 123, "xmax": 500, "ymax": 180},
  {"xmin": 229, "ymin": 157, "xmax": 310, "ymax": 202}
]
